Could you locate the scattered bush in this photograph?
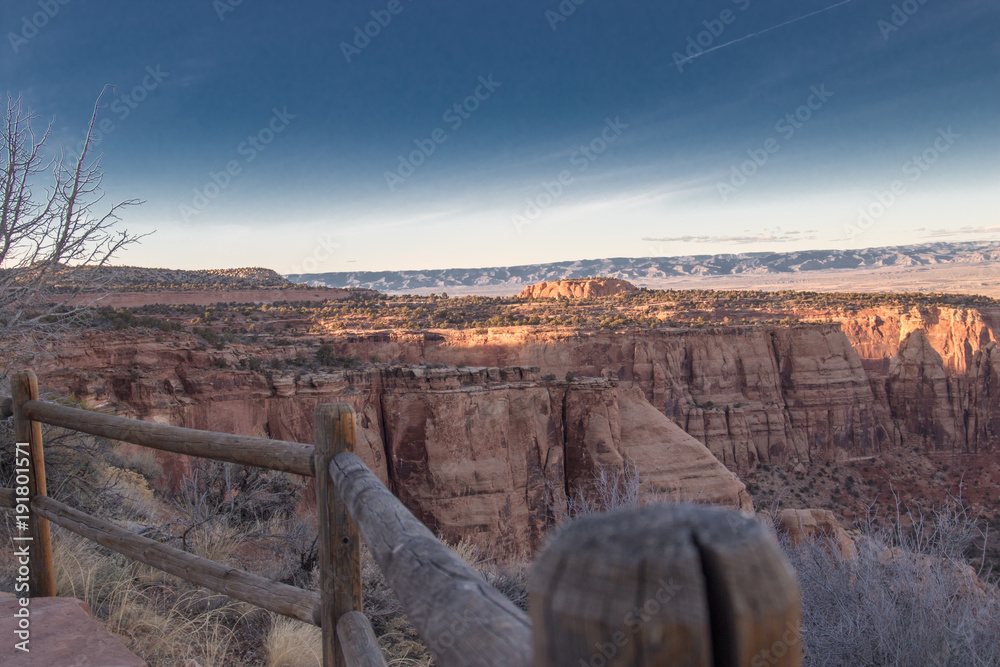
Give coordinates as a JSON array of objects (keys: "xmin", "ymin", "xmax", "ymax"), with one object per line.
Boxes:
[{"xmin": 784, "ymin": 499, "xmax": 999, "ymax": 666}]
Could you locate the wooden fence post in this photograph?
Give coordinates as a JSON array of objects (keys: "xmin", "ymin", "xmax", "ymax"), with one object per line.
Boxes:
[
  {"xmin": 529, "ymin": 504, "xmax": 802, "ymax": 667},
  {"xmin": 314, "ymin": 404, "xmax": 362, "ymax": 667},
  {"xmin": 10, "ymin": 371, "xmax": 55, "ymax": 598}
]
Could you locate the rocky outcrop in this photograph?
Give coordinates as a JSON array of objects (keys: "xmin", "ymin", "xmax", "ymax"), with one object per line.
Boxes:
[
  {"xmin": 886, "ymin": 330, "xmax": 964, "ymax": 450},
  {"xmin": 774, "ymin": 509, "xmax": 856, "ymax": 561},
  {"xmin": 378, "ymin": 372, "xmax": 749, "ymax": 555},
  {"xmin": 517, "ymin": 278, "xmax": 637, "ymax": 300},
  {"xmin": 28, "ymin": 299, "xmax": 1000, "ymax": 554},
  {"xmin": 826, "ymin": 306, "xmax": 999, "ymax": 453},
  {"xmin": 33, "ymin": 343, "xmax": 748, "ymax": 557},
  {"xmin": 315, "ymin": 307, "xmax": 1000, "ymax": 464},
  {"xmin": 313, "ymin": 324, "xmax": 901, "ymax": 472},
  {"xmin": 832, "ymin": 306, "xmax": 996, "ymax": 375}
]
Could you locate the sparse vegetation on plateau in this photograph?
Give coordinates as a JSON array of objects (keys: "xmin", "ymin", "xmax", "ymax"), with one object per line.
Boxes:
[{"xmin": 70, "ymin": 287, "xmax": 1000, "ymax": 343}]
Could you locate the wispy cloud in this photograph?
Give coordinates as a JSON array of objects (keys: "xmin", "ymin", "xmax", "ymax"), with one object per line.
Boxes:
[
  {"xmin": 923, "ymin": 225, "xmax": 1000, "ymax": 238},
  {"xmin": 643, "ymin": 229, "xmax": 817, "ymax": 244}
]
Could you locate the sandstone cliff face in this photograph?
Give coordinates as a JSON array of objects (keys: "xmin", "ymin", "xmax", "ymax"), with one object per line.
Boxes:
[
  {"xmin": 832, "ymin": 306, "xmax": 997, "ymax": 375},
  {"xmin": 378, "ymin": 372, "xmax": 749, "ymax": 555},
  {"xmin": 517, "ymin": 278, "xmax": 637, "ymax": 300},
  {"xmin": 823, "ymin": 306, "xmax": 999, "ymax": 453},
  {"xmin": 28, "ymin": 298, "xmax": 1000, "ymax": 554},
  {"xmin": 33, "ymin": 339, "xmax": 748, "ymax": 557},
  {"xmin": 318, "ymin": 325, "xmax": 900, "ymax": 472},
  {"xmin": 318, "ymin": 308, "xmax": 1000, "ymax": 464}
]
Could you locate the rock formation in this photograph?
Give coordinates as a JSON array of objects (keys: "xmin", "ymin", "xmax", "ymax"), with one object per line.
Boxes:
[
  {"xmin": 33, "ymin": 344, "xmax": 748, "ymax": 557},
  {"xmin": 774, "ymin": 508, "xmax": 857, "ymax": 561},
  {"xmin": 309, "ymin": 305, "xmax": 1000, "ymax": 467},
  {"xmin": 308, "ymin": 324, "xmax": 901, "ymax": 472},
  {"xmin": 825, "ymin": 305, "xmax": 1000, "ymax": 453},
  {"xmin": 26, "ymin": 300, "xmax": 1000, "ymax": 553},
  {"xmin": 517, "ymin": 278, "xmax": 637, "ymax": 300}
]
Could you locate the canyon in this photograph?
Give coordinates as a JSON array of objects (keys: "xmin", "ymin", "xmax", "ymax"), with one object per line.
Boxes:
[
  {"xmin": 310, "ymin": 303, "xmax": 1000, "ymax": 469},
  {"xmin": 21, "ymin": 294, "xmax": 1000, "ymax": 555},
  {"xmin": 30, "ymin": 342, "xmax": 749, "ymax": 557}
]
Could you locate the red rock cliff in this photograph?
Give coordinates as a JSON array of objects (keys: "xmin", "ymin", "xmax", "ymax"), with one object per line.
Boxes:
[
  {"xmin": 517, "ymin": 278, "xmax": 637, "ymax": 299},
  {"xmin": 32, "ymin": 342, "xmax": 748, "ymax": 557}
]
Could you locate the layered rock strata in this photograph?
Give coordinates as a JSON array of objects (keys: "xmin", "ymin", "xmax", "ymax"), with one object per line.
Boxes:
[{"xmin": 34, "ymin": 349, "xmax": 748, "ymax": 557}]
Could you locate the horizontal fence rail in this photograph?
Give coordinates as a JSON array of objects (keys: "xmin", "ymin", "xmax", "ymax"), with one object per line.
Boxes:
[
  {"xmin": 331, "ymin": 452, "xmax": 533, "ymax": 667},
  {"xmin": 337, "ymin": 611, "xmax": 389, "ymax": 667},
  {"xmin": 22, "ymin": 399, "xmax": 315, "ymax": 476},
  {"xmin": 31, "ymin": 493, "xmax": 322, "ymax": 625}
]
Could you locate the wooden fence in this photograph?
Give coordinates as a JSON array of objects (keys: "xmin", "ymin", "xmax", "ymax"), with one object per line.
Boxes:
[{"xmin": 0, "ymin": 370, "xmax": 802, "ymax": 666}]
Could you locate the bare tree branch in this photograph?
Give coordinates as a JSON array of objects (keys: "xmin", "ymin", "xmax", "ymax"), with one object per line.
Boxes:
[{"xmin": 0, "ymin": 89, "xmax": 147, "ymax": 369}]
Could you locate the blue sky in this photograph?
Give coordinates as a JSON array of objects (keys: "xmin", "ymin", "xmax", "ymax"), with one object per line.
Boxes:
[{"xmin": 3, "ymin": 0, "xmax": 997, "ymax": 272}]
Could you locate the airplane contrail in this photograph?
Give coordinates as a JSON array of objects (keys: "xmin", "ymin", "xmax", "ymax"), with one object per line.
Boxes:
[{"xmin": 676, "ymin": 0, "xmax": 856, "ymax": 66}]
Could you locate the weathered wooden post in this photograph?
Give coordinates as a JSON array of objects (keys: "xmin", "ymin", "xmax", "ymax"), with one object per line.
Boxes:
[
  {"xmin": 314, "ymin": 404, "xmax": 363, "ymax": 667},
  {"xmin": 530, "ymin": 504, "xmax": 802, "ymax": 667},
  {"xmin": 10, "ymin": 371, "xmax": 56, "ymax": 597}
]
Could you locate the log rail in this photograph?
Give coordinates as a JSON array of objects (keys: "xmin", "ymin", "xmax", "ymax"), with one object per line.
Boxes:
[{"xmin": 1, "ymin": 369, "xmax": 802, "ymax": 666}]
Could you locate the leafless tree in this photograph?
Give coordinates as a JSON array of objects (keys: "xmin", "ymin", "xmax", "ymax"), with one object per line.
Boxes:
[{"xmin": 1, "ymin": 89, "xmax": 144, "ymax": 368}]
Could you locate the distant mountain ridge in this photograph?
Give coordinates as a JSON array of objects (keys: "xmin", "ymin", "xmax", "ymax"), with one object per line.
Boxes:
[{"xmin": 286, "ymin": 241, "xmax": 1000, "ymax": 293}]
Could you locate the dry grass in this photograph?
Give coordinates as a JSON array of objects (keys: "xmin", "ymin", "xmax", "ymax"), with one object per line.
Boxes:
[
  {"xmin": 53, "ymin": 529, "xmax": 249, "ymax": 666},
  {"xmin": 265, "ymin": 615, "xmax": 322, "ymax": 667}
]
